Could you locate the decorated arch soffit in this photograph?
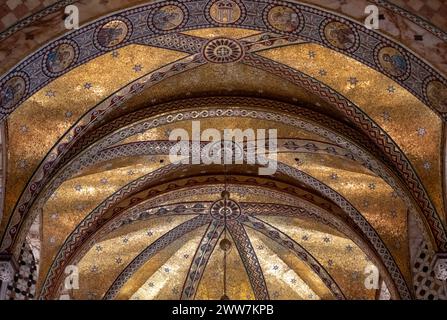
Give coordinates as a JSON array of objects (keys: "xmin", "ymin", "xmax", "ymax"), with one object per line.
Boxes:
[
  {"xmin": 0, "ymin": 0, "xmax": 446, "ymax": 76},
  {"xmin": 0, "ymin": 0, "xmax": 446, "ymax": 301}
]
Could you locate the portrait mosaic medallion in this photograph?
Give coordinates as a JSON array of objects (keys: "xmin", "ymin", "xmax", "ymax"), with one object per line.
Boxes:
[
  {"xmin": 376, "ymin": 46, "xmax": 409, "ymax": 79},
  {"xmin": 322, "ymin": 21, "xmax": 358, "ymax": 52},
  {"xmin": 266, "ymin": 6, "xmax": 301, "ymax": 32},
  {"xmin": 44, "ymin": 41, "xmax": 78, "ymax": 76},
  {"xmin": 426, "ymin": 80, "xmax": 447, "ymax": 113},
  {"xmin": 0, "ymin": 75, "xmax": 27, "ymax": 111},
  {"xmin": 96, "ymin": 19, "xmax": 130, "ymax": 49},
  {"xmin": 150, "ymin": 5, "xmax": 185, "ymax": 31}
]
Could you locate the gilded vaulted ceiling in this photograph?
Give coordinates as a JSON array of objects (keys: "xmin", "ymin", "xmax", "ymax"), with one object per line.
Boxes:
[{"xmin": 0, "ymin": 0, "xmax": 446, "ymax": 301}]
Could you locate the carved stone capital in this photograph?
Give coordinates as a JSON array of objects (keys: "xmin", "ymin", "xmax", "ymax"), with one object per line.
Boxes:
[{"xmin": 432, "ymin": 253, "xmax": 447, "ymax": 281}]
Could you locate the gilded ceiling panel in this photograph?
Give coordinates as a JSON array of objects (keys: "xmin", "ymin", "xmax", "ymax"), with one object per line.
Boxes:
[
  {"xmin": 278, "ymin": 152, "xmax": 412, "ymax": 283},
  {"xmin": 247, "ymin": 229, "xmax": 323, "ymax": 300},
  {"xmin": 35, "ymin": 128, "xmax": 415, "ymax": 295},
  {"xmin": 73, "ymin": 215, "xmax": 196, "ymax": 300},
  {"xmin": 25, "ymin": 101, "xmax": 420, "ymax": 299},
  {"xmin": 114, "ymin": 225, "xmax": 208, "ymax": 300},
  {"xmin": 39, "ymin": 159, "xmax": 167, "ymax": 288},
  {"xmin": 120, "ymin": 62, "xmax": 337, "ymax": 115},
  {"xmin": 130, "ymin": 229, "xmax": 202, "ymax": 300},
  {"xmin": 259, "ymin": 215, "xmax": 377, "ymax": 300},
  {"xmin": 259, "ymin": 44, "xmax": 444, "ymax": 220}
]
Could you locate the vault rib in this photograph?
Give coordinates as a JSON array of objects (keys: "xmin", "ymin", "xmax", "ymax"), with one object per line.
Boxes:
[
  {"xmin": 241, "ymin": 215, "xmax": 345, "ymax": 300},
  {"xmin": 103, "ymin": 214, "xmax": 211, "ymax": 300},
  {"xmin": 181, "ymin": 220, "xmax": 224, "ymax": 300},
  {"xmin": 227, "ymin": 220, "xmax": 270, "ymax": 300}
]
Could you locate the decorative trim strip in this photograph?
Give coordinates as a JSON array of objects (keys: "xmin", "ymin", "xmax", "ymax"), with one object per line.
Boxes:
[
  {"xmin": 181, "ymin": 220, "xmax": 223, "ymax": 299},
  {"xmin": 227, "ymin": 220, "xmax": 269, "ymax": 300}
]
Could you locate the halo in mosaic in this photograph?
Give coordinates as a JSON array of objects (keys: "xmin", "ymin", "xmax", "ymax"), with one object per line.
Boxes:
[
  {"xmin": 43, "ymin": 40, "xmax": 79, "ymax": 77},
  {"xmin": 0, "ymin": 74, "xmax": 27, "ymax": 112},
  {"xmin": 375, "ymin": 45, "xmax": 410, "ymax": 80}
]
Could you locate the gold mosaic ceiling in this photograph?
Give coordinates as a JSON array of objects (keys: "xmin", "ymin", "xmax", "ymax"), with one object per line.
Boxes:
[{"xmin": 0, "ymin": 0, "xmax": 446, "ymax": 301}]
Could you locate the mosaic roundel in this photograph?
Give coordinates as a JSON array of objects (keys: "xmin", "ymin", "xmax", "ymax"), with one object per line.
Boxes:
[
  {"xmin": 208, "ymin": 0, "xmax": 243, "ymax": 24},
  {"xmin": 321, "ymin": 20, "xmax": 359, "ymax": 52},
  {"xmin": 0, "ymin": 74, "xmax": 27, "ymax": 112},
  {"xmin": 203, "ymin": 38, "xmax": 244, "ymax": 63},
  {"xmin": 425, "ymin": 80, "xmax": 447, "ymax": 113},
  {"xmin": 375, "ymin": 45, "xmax": 410, "ymax": 80},
  {"xmin": 94, "ymin": 18, "xmax": 132, "ymax": 50},
  {"xmin": 43, "ymin": 40, "xmax": 79, "ymax": 77},
  {"xmin": 149, "ymin": 4, "xmax": 185, "ymax": 31},
  {"xmin": 210, "ymin": 198, "xmax": 241, "ymax": 221},
  {"xmin": 265, "ymin": 5, "xmax": 302, "ymax": 33}
]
